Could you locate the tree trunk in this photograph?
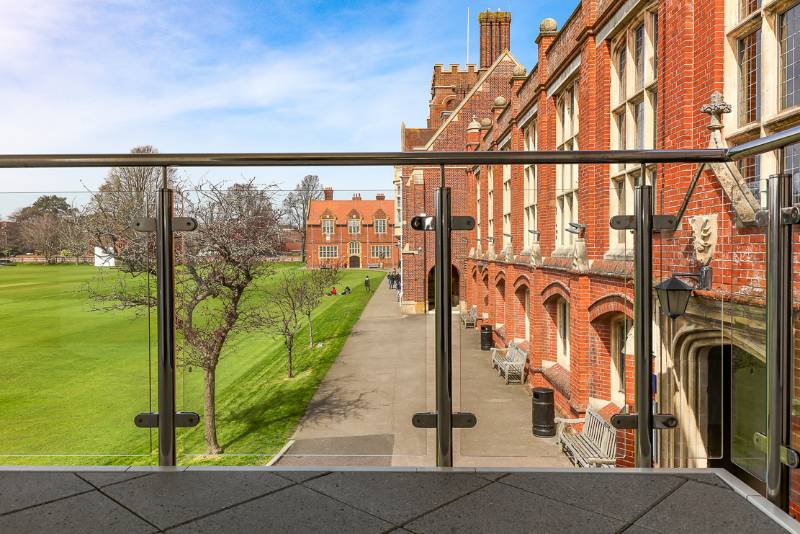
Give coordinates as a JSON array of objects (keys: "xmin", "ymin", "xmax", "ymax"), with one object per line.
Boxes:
[
  {"xmin": 300, "ymin": 232, "xmax": 306, "ymax": 262},
  {"xmin": 203, "ymin": 368, "xmax": 223, "ymax": 454},
  {"xmin": 308, "ymin": 313, "xmax": 314, "ymax": 348},
  {"xmin": 287, "ymin": 335, "xmax": 294, "ymax": 378}
]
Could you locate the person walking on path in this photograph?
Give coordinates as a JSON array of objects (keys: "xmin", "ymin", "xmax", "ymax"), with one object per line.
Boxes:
[{"xmin": 364, "ymin": 275, "xmax": 371, "ymax": 292}]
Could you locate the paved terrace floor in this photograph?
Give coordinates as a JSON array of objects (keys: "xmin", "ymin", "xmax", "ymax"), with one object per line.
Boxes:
[
  {"xmin": 0, "ymin": 467, "xmax": 796, "ymax": 533},
  {"xmin": 277, "ymin": 279, "xmax": 569, "ymax": 467}
]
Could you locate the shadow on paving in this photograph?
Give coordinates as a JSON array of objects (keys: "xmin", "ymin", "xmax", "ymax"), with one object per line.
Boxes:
[{"xmin": 276, "ymin": 277, "xmax": 570, "ymax": 468}]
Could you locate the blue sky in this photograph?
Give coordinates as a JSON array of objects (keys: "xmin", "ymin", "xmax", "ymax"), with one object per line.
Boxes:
[{"xmin": 0, "ymin": 0, "xmax": 577, "ymax": 216}]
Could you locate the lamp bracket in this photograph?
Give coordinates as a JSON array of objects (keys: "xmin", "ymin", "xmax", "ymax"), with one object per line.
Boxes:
[{"xmin": 673, "ymin": 266, "xmax": 712, "ymax": 290}]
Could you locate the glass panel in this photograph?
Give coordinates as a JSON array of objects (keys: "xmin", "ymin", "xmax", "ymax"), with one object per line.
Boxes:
[
  {"xmin": 0, "ymin": 185, "xmax": 156, "ymax": 465},
  {"xmin": 173, "ymin": 185, "xmax": 425, "ymax": 466},
  {"xmin": 731, "ymin": 346, "xmax": 767, "ymax": 477}
]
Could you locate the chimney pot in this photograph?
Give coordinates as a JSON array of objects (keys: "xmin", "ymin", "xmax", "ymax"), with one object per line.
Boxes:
[
  {"xmin": 376, "ymin": 193, "xmax": 385, "ymax": 201},
  {"xmin": 478, "ymin": 10, "xmax": 511, "ymax": 69},
  {"xmin": 352, "ymin": 193, "xmax": 361, "ymax": 200}
]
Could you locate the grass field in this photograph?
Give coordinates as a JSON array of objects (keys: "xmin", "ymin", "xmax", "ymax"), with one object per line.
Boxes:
[{"xmin": 0, "ymin": 263, "xmax": 384, "ymax": 466}]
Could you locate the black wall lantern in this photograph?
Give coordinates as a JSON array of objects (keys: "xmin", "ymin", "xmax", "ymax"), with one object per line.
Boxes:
[{"xmin": 655, "ymin": 266, "xmax": 712, "ymax": 319}]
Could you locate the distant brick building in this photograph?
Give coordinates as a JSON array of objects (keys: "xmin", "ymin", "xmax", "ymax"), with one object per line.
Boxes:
[
  {"xmin": 279, "ymin": 226, "xmax": 303, "ymax": 256},
  {"xmin": 305, "ymin": 187, "xmax": 398, "ymax": 270},
  {"xmin": 400, "ymin": 4, "xmax": 800, "ymax": 510}
]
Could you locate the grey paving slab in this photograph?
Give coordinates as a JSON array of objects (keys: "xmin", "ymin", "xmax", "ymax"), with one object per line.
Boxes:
[
  {"xmin": 304, "ymin": 471, "xmax": 490, "ymax": 524},
  {"xmin": 635, "ymin": 480, "xmax": 786, "ymax": 533},
  {"xmin": 102, "ymin": 471, "xmax": 292, "ymax": 529},
  {"xmin": 618, "ymin": 526, "xmax": 661, "ymax": 534},
  {"xmin": 0, "ymin": 490, "xmax": 156, "ymax": 534},
  {"xmin": 169, "ymin": 484, "xmax": 391, "ymax": 534},
  {"xmin": 76, "ymin": 471, "xmax": 151, "ymax": 488},
  {"xmin": 672, "ymin": 472, "xmax": 730, "ymax": 489},
  {"xmin": 0, "ymin": 472, "xmax": 92, "ymax": 515},
  {"xmin": 272, "ymin": 470, "xmax": 330, "ymax": 483},
  {"xmin": 405, "ymin": 480, "xmax": 625, "ymax": 534},
  {"xmin": 500, "ymin": 472, "xmax": 685, "ymax": 523},
  {"xmin": 474, "ymin": 471, "xmax": 508, "ymax": 481}
]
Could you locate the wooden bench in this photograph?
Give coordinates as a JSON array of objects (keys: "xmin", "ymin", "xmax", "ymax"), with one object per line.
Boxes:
[
  {"xmin": 555, "ymin": 407, "xmax": 617, "ymax": 468},
  {"xmin": 490, "ymin": 341, "xmax": 517, "ymax": 370},
  {"xmin": 367, "ymin": 263, "xmax": 380, "ymax": 269},
  {"xmin": 460, "ymin": 305, "xmax": 477, "ymax": 328},
  {"xmin": 497, "ymin": 345, "xmax": 526, "ymax": 384},
  {"xmin": 490, "ymin": 342, "xmax": 526, "ymax": 384}
]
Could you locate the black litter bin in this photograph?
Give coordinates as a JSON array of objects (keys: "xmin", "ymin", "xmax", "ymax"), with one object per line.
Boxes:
[
  {"xmin": 532, "ymin": 387, "xmax": 555, "ymax": 437},
  {"xmin": 480, "ymin": 324, "xmax": 493, "ymax": 351}
]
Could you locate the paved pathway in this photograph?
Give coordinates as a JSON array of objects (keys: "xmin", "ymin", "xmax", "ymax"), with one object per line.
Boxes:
[{"xmin": 278, "ymin": 278, "xmax": 569, "ymax": 467}]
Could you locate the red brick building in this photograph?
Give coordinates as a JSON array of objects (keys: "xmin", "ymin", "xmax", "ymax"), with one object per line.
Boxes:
[
  {"xmin": 400, "ymin": 4, "xmax": 800, "ymax": 512},
  {"xmin": 305, "ymin": 187, "xmax": 398, "ymax": 270}
]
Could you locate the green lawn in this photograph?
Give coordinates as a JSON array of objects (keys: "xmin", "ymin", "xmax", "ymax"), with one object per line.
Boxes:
[{"xmin": 0, "ymin": 263, "xmax": 383, "ymax": 466}]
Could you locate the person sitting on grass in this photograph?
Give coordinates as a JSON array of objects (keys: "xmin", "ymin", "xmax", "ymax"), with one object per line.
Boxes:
[
  {"xmin": 343, "ymin": 286, "xmax": 351, "ymax": 295},
  {"xmin": 328, "ymin": 286, "xmax": 337, "ymax": 296}
]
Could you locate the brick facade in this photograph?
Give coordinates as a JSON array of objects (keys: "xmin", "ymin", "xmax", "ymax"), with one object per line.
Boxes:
[
  {"xmin": 305, "ymin": 188, "xmax": 398, "ymax": 270},
  {"xmin": 401, "ymin": 4, "xmax": 800, "ymax": 513}
]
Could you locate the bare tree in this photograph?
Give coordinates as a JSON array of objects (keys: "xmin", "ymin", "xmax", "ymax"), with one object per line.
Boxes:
[
  {"xmin": 262, "ymin": 271, "xmax": 304, "ymax": 378},
  {"xmin": 84, "ymin": 145, "xmax": 178, "ymax": 273},
  {"xmin": 282, "ymin": 175, "xmax": 322, "ymax": 262},
  {"xmin": 88, "ymin": 171, "xmax": 282, "ymax": 455},
  {"xmin": 298, "ymin": 267, "xmax": 340, "ymax": 348},
  {"xmin": 59, "ymin": 210, "xmax": 90, "ymax": 264},
  {"xmin": 19, "ymin": 214, "xmax": 62, "ymax": 262}
]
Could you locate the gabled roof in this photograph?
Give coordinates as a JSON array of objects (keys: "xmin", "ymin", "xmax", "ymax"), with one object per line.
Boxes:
[
  {"xmin": 423, "ymin": 50, "xmax": 522, "ymax": 151},
  {"xmin": 307, "ymin": 198, "xmax": 395, "ymax": 225}
]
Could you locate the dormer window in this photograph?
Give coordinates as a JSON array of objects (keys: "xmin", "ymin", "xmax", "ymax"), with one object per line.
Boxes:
[
  {"xmin": 322, "ymin": 218, "xmax": 334, "ymax": 236},
  {"xmin": 375, "ymin": 218, "xmax": 387, "ymax": 234}
]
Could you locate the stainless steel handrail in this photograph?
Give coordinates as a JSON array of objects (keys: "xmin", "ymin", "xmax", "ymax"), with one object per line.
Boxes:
[
  {"xmin": 1, "ymin": 122, "xmax": 800, "ymax": 168},
  {"xmin": 0, "ymin": 149, "xmax": 729, "ymax": 167},
  {"xmin": 3, "ymin": 121, "xmax": 800, "ymax": 510}
]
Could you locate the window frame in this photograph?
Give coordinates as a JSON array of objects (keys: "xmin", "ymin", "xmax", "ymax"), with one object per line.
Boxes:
[
  {"xmin": 556, "ymin": 79, "xmax": 580, "ymax": 250},
  {"xmin": 523, "ymin": 121, "xmax": 538, "ymax": 251},
  {"xmin": 319, "ymin": 245, "xmax": 338, "ymax": 259},
  {"xmin": 321, "ymin": 218, "xmax": 334, "ymax": 236},
  {"xmin": 608, "ymin": 10, "xmax": 658, "ymax": 254}
]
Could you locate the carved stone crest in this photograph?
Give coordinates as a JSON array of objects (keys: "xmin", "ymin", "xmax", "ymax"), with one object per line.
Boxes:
[
  {"xmin": 689, "ymin": 214, "xmax": 717, "ymax": 265},
  {"xmin": 699, "ymin": 91, "xmax": 731, "ymax": 131}
]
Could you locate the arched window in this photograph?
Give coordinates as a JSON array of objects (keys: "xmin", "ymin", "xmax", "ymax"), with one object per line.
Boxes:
[
  {"xmin": 348, "ymin": 241, "xmax": 361, "ymax": 256},
  {"xmin": 556, "ymin": 298, "xmax": 570, "ymax": 370},
  {"xmin": 515, "ymin": 285, "xmax": 530, "ymax": 341},
  {"xmin": 610, "ymin": 316, "xmax": 631, "ymax": 406}
]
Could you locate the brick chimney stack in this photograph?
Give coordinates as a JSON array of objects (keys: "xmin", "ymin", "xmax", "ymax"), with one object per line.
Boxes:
[
  {"xmin": 376, "ymin": 193, "xmax": 385, "ymax": 201},
  {"xmin": 323, "ymin": 187, "xmax": 334, "ymax": 200},
  {"xmin": 352, "ymin": 193, "xmax": 361, "ymax": 201},
  {"xmin": 479, "ymin": 10, "xmax": 511, "ymax": 70}
]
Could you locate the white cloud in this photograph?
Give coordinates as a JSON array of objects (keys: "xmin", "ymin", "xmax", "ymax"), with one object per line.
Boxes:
[{"xmin": 0, "ymin": 0, "xmax": 439, "ymax": 214}]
